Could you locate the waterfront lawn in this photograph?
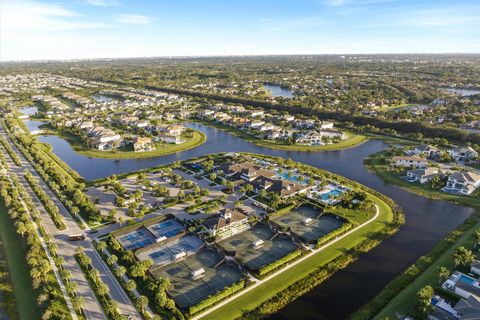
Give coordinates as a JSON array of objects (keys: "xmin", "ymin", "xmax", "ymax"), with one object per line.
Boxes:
[
  {"xmin": 0, "ymin": 199, "xmax": 41, "ymax": 320},
  {"xmin": 194, "ymin": 119, "xmax": 367, "ymax": 151},
  {"xmin": 41, "ymin": 124, "xmax": 207, "ymax": 159},
  {"xmin": 202, "ymin": 195, "xmax": 393, "ymax": 320},
  {"xmin": 372, "ymin": 218, "xmax": 480, "ymax": 320},
  {"xmin": 366, "ymin": 151, "xmax": 480, "ymax": 209}
]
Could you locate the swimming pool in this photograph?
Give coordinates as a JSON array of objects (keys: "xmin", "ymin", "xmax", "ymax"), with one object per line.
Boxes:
[
  {"xmin": 274, "ymin": 170, "xmax": 309, "ymax": 185},
  {"xmin": 320, "ymin": 189, "xmax": 343, "ymax": 201},
  {"xmin": 459, "ymin": 274, "xmax": 476, "ymax": 285}
]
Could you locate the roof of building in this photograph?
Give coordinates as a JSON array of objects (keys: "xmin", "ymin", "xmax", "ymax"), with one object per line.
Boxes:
[
  {"xmin": 449, "ymin": 171, "xmax": 480, "ymax": 184},
  {"xmin": 393, "ymin": 156, "xmax": 426, "ymax": 161},
  {"xmin": 204, "ymin": 209, "xmax": 248, "ymax": 231},
  {"xmin": 454, "ymin": 295, "xmax": 480, "ymax": 319}
]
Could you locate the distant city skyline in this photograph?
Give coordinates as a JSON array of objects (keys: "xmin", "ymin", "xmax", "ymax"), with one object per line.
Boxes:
[{"xmin": 1, "ymin": 0, "xmax": 479, "ymax": 61}]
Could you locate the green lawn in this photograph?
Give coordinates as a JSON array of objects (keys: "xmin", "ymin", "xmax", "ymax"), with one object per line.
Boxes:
[
  {"xmin": 194, "ymin": 119, "xmax": 367, "ymax": 151},
  {"xmin": 202, "ymin": 195, "xmax": 394, "ymax": 320},
  {"xmin": 41, "ymin": 124, "xmax": 207, "ymax": 159},
  {"xmin": 366, "ymin": 151, "xmax": 480, "ymax": 209},
  {"xmin": 373, "ymin": 219, "xmax": 480, "ymax": 320},
  {"xmin": 0, "ymin": 199, "xmax": 40, "ymax": 320}
]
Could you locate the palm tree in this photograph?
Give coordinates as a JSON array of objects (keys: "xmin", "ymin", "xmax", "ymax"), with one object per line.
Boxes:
[
  {"xmin": 135, "ymin": 295, "xmax": 149, "ymax": 314},
  {"xmin": 96, "ymin": 241, "xmax": 107, "ymax": 252},
  {"xmin": 474, "ymin": 228, "xmax": 480, "ymax": 249},
  {"xmin": 437, "ymin": 266, "xmax": 450, "ymax": 285},
  {"xmin": 126, "ymin": 280, "xmax": 137, "ymax": 292},
  {"xmin": 107, "ymin": 255, "xmax": 118, "ymax": 266},
  {"xmin": 115, "ymin": 266, "xmax": 127, "ymax": 278}
]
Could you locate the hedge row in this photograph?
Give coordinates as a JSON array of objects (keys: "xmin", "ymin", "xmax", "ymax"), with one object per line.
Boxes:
[
  {"xmin": 24, "ymin": 171, "xmax": 66, "ymax": 230},
  {"xmin": 254, "ymin": 249, "xmax": 304, "ymax": 277},
  {"xmin": 188, "ymin": 280, "xmax": 246, "ymax": 316}
]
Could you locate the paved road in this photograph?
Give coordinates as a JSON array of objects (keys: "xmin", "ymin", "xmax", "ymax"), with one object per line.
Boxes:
[{"xmin": 0, "ymin": 124, "xmax": 141, "ymax": 319}]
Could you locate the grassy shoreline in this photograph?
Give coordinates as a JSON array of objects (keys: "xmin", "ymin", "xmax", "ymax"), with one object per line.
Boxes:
[
  {"xmin": 193, "ymin": 119, "xmax": 367, "ymax": 151},
  {"xmin": 351, "ymin": 150, "xmax": 480, "ymax": 320},
  {"xmin": 372, "ymin": 214, "xmax": 480, "ymax": 320},
  {"xmin": 365, "ymin": 151, "xmax": 480, "ymax": 209},
  {"xmin": 40, "ymin": 124, "xmax": 207, "ymax": 159}
]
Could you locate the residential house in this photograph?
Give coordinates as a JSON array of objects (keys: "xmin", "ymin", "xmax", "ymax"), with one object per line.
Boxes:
[
  {"xmin": 319, "ymin": 121, "xmax": 334, "ymax": 130},
  {"xmin": 155, "ymin": 134, "xmax": 182, "ymax": 144},
  {"xmin": 250, "ymin": 110, "xmax": 265, "ymax": 117},
  {"xmin": 405, "ymin": 167, "xmax": 441, "ymax": 184},
  {"xmin": 133, "ymin": 137, "xmax": 155, "ymax": 152},
  {"xmin": 442, "ymin": 271, "xmax": 480, "ymax": 300},
  {"xmin": 471, "ymin": 260, "xmax": 480, "ymax": 276},
  {"xmin": 295, "ymin": 130, "xmax": 345, "ymax": 145},
  {"xmin": 392, "ymin": 156, "xmax": 427, "ymax": 168},
  {"xmin": 442, "ymin": 171, "xmax": 480, "ymax": 195},
  {"xmin": 412, "ymin": 144, "xmax": 441, "ymax": 159},
  {"xmin": 248, "ymin": 120, "xmax": 265, "ymax": 129},
  {"xmin": 454, "ymin": 295, "xmax": 480, "ymax": 319},
  {"xmin": 449, "ymin": 147, "xmax": 479, "ymax": 163}
]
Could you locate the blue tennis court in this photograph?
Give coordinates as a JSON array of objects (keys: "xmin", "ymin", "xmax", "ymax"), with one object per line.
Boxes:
[
  {"xmin": 146, "ymin": 218, "xmax": 186, "ymax": 239},
  {"xmin": 117, "ymin": 227, "xmax": 156, "ymax": 251}
]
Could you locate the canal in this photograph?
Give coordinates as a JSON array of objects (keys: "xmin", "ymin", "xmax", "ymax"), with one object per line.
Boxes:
[{"xmin": 32, "ymin": 121, "xmax": 473, "ymax": 319}]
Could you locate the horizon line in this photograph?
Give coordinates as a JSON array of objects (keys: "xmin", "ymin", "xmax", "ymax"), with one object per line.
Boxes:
[{"xmin": 2, "ymin": 52, "xmax": 480, "ymax": 64}]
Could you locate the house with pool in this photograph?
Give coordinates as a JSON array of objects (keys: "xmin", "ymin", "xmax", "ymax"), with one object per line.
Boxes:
[{"xmin": 442, "ymin": 271, "xmax": 480, "ymax": 300}]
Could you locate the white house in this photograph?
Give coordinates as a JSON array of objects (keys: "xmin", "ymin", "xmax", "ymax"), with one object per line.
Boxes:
[
  {"xmin": 449, "ymin": 146, "xmax": 479, "ymax": 163},
  {"xmin": 442, "ymin": 171, "xmax": 480, "ymax": 195},
  {"xmin": 470, "ymin": 260, "xmax": 480, "ymax": 276},
  {"xmin": 319, "ymin": 121, "xmax": 334, "ymax": 130},
  {"xmin": 249, "ymin": 120, "xmax": 265, "ymax": 129},
  {"xmin": 392, "ymin": 156, "xmax": 427, "ymax": 168},
  {"xmin": 405, "ymin": 167, "xmax": 441, "ymax": 184},
  {"xmin": 250, "ymin": 110, "xmax": 265, "ymax": 117},
  {"xmin": 442, "ymin": 271, "xmax": 480, "ymax": 300},
  {"xmin": 412, "ymin": 144, "xmax": 440, "ymax": 159}
]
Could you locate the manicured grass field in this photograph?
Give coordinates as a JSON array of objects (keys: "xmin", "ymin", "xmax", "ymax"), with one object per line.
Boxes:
[
  {"xmin": 194, "ymin": 119, "xmax": 367, "ymax": 151},
  {"xmin": 201, "ymin": 195, "xmax": 393, "ymax": 320},
  {"xmin": 366, "ymin": 151, "xmax": 480, "ymax": 209},
  {"xmin": 41, "ymin": 124, "xmax": 207, "ymax": 159},
  {"xmin": 0, "ymin": 199, "xmax": 40, "ymax": 320},
  {"xmin": 373, "ymin": 220, "xmax": 480, "ymax": 319}
]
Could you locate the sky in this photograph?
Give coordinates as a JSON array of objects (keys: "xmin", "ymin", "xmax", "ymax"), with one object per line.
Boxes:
[{"xmin": 1, "ymin": 0, "xmax": 479, "ymax": 61}]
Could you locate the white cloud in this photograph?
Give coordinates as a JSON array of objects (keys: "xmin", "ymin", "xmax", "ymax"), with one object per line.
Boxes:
[
  {"xmin": 83, "ymin": 0, "xmax": 120, "ymax": 6},
  {"xmin": 1, "ymin": 0, "xmax": 109, "ymax": 33},
  {"xmin": 115, "ymin": 14, "xmax": 153, "ymax": 25}
]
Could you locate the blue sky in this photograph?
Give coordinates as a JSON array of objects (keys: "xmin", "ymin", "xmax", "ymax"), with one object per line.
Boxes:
[{"xmin": 1, "ymin": 0, "xmax": 479, "ymax": 61}]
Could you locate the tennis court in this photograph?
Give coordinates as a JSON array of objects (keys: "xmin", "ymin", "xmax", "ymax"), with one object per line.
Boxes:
[
  {"xmin": 272, "ymin": 204, "xmax": 344, "ymax": 243},
  {"xmin": 116, "ymin": 227, "xmax": 156, "ymax": 251},
  {"xmin": 217, "ymin": 224, "xmax": 299, "ymax": 272},
  {"xmin": 146, "ymin": 218, "xmax": 185, "ymax": 239},
  {"xmin": 136, "ymin": 235, "xmax": 204, "ymax": 267},
  {"xmin": 152, "ymin": 247, "xmax": 245, "ymax": 309}
]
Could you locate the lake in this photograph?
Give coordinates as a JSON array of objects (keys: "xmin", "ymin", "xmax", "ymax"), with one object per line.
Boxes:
[
  {"xmin": 20, "ymin": 106, "xmax": 38, "ymax": 116},
  {"xmin": 30, "ymin": 121, "xmax": 473, "ymax": 319},
  {"xmin": 91, "ymin": 94, "xmax": 115, "ymax": 103},
  {"xmin": 441, "ymin": 87, "xmax": 480, "ymax": 97},
  {"xmin": 23, "ymin": 120, "xmax": 47, "ymax": 132},
  {"xmin": 264, "ymin": 84, "xmax": 293, "ymax": 98}
]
